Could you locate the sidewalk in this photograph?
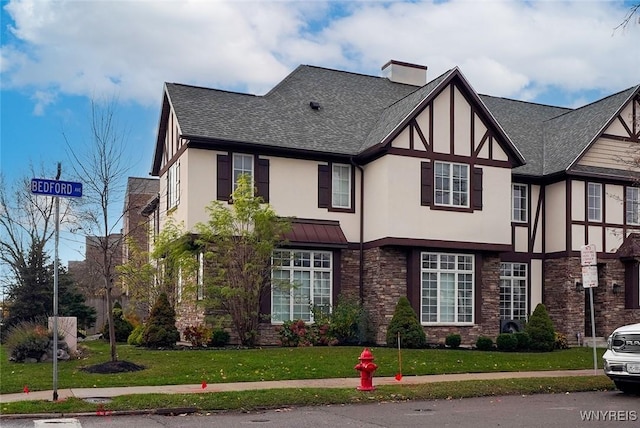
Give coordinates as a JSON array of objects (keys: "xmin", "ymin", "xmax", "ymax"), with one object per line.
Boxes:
[{"xmin": 0, "ymin": 369, "xmax": 599, "ymax": 404}]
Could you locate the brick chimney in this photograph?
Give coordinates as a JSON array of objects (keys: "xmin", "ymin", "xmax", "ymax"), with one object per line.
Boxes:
[{"xmin": 381, "ymin": 60, "xmax": 427, "ymax": 86}]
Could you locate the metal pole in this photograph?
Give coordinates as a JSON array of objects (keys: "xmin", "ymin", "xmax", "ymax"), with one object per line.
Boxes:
[
  {"xmin": 52, "ymin": 164, "xmax": 60, "ymax": 401},
  {"xmin": 589, "ymin": 287, "xmax": 597, "ymax": 374}
]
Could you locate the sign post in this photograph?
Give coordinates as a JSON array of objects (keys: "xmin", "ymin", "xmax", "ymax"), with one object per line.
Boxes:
[
  {"xmin": 31, "ymin": 166, "xmax": 82, "ymax": 401},
  {"xmin": 580, "ymin": 244, "xmax": 598, "ymax": 374}
]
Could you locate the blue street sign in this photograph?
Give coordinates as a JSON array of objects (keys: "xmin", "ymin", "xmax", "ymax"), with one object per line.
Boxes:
[{"xmin": 31, "ymin": 178, "xmax": 83, "ymax": 198}]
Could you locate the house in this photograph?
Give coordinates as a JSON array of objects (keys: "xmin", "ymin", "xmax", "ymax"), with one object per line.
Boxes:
[{"xmin": 146, "ymin": 60, "xmax": 640, "ymax": 345}]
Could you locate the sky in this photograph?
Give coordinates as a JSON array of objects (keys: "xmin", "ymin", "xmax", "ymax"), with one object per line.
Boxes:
[{"xmin": 1, "ymin": 0, "xmax": 639, "ymax": 267}]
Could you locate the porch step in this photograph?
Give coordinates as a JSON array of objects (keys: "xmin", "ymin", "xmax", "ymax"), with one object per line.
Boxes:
[{"xmin": 581, "ymin": 336, "xmax": 608, "ymax": 348}]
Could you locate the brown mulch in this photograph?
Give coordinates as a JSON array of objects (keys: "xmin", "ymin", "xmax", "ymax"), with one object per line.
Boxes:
[{"xmin": 81, "ymin": 360, "xmax": 146, "ymax": 374}]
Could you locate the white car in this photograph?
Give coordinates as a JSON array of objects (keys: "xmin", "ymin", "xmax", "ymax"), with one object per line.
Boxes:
[{"xmin": 603, "ymin": 323, "xmax": 640, "ymax": 394}]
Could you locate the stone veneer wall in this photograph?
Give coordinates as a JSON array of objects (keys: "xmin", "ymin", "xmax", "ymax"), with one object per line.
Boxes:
[{"xmin": 175, "ymin": 299, "xmax": 206, "ymax": 341}]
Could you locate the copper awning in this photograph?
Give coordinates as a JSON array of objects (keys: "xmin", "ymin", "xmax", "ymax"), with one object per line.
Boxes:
[{"xmin": 282, "ymin": 218, "xmax": 349, "ymax": 248}]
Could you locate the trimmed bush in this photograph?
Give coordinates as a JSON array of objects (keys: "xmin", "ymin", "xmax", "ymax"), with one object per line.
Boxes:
[
  {"xmin": 127, "ymin": 325, "xmax": 144, "ymax": 346},
  {"xmin": 554, "ymin": 332, "xmax": 570, "ymax": 350},
  {"xmin": 277, "ymin": 319, "xmax": 337, "ymax": 347},
  {"xmin": 328, "ymin": 296, "xmax": 371, "ymax": 345},
  {"xmin": 209, "ymin": 329, "xmax": 230, "ymax": 347},
  {"xmin": 142, "ymin": 293, "xmax": 180, "ymax": 348},
  {"xmin": 514, "ymin": 331, "xmax": 531, "ymax": 350},
  {"xmin": 525, "ymin": 303, "xmax": 555, "ymax": 352},
  {"xmin": 445, "ymin": 333, "xmax": 462, "ymax": 348},
  {"xmin": 184, "ymin": 325, "xmax": 212, "ymax": 347},
  {"xmin": 496, "ymin": 333, "xmax": 518, "ymax": 351},
  {"xmin": 101, "ymin": 301, "xmax": 134, "ymax": 343},
  {"xmin": 476, "ymin": 336, "xmax": 494, "ymax": 351},
  {"xmin": 386, "ymin": 297, "xmax": 426, "ymax": 349}
]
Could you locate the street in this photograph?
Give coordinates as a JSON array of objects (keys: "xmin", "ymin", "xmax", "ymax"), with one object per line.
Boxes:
[{"xmin": 1, "ymin": 390, "xmax": 638, "ymax": 428}]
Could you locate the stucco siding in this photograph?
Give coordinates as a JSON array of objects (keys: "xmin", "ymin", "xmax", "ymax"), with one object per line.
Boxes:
[
  {"xmin": 571, "ymin": 180, "xmax": 585, "ymax": 222},
  {"xmin": 530, "ymin": 259, "xmax": 543, "ymax": 312},
  {"xmin": 545, "ymin": 181, "xmax": 566, "ymax": 252},
  {"xmin": 605, "ymin": 184, "xmax": 624, "ymax": 225}
]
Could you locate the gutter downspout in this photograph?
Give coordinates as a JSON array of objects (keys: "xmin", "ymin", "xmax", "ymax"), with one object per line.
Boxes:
[{"xmin": 351, "ymin": 158, "xmax": 365, "ymax": 303}]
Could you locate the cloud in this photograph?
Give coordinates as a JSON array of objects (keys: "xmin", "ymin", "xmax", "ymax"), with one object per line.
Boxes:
[{"xmin": 1, "ymin": 0, "xmax": 638, "ymax": 112}]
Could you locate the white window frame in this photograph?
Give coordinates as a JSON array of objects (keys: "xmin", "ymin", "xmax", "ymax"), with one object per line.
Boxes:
[
  {"xmin": 434, "ymin": 161, "xmax": 469, "ymax": 208},
  {"xmin": 332, "ymin": 164, "xmax": 351, "ymax": 209},
  {"xmin": 512, "ymin": 183, "xmax": 528, "ymax": 223},
  {"xmin": 420, "ymin": 252, "xmax": 474, "ymax": 325},
  {"xmin": 499, "ymin": 262, "xmax": 528, "ymax": 320},
  {"xmin": 271, "ymin": 250, "xmax": 332, "ymax": 323},
  {"xmin": 167, "ymin": 161, "xmax": 180, "ymax": 210},
  {"xmin": 197, "ymin": 252, "xmax": 204, "ymax": 301},
  {"xmin": 627, "ymin": 187, "xmax": 640, "ymax": 225},
  {"xmin": 587, "ymin": 182, "xmax": 602, "ymax": 222},
  {"xmin": 233, "ymin": 153, "xmax": 254, "ymax": 191}
]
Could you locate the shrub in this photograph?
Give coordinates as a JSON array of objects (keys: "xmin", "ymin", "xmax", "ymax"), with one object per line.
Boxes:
[
  {"xmin": 142, "ymin": 293, "xmax": 180, "ymax": 348},
  {"xmin": 476, "ymin": 336, "xmax": 494, "ymax": 351},
  {"xmin": 554, "ymin": 332, "xmax": 570, "ymax": 350},
  {"xmin": 101, "ymin": 301, "xmax": 134, "ymax": 343},
  {"xmin": 445, "ymin": 333, "xmax": 462, "ymax": 348},
  {"xmin": 4, "ymin": 319, "xmax": 65, "ymax": 362},
  {"xmin": 514, "ymin": 331, "xmax": 531, "ymax": 350},
  {"xmin": 183, "ymin": 325, "xmax": 212, "ymax": 347},
  {"xmin": 496, "ymin": 333, "xmax": 518, "ymax": 351},
  {"xmin": 209, "ymin": 329, "xmax": 230, "ymax": 347},
  {"xmin": 386, "ymin": 297, "xmax": 426, "ymax": 349},
  {"xmin": 277, "ymin": 319, "xmax": 337, "ymax": 347},
  {"xmin": 525, "ymin": 303, "xmax": 555, "ymax": 352},
  {"xmin": 127, "ymin": 325, "xmax": 144, "ymax": 346},
  {"xmin": 327, "ymin": 296, "xmax": 371, "ymax": 345}
]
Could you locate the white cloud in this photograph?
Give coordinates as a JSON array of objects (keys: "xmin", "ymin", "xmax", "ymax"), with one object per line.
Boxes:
[{"xmin": 1, "ymin": 0, "xmax": 639, "ymax": 111}]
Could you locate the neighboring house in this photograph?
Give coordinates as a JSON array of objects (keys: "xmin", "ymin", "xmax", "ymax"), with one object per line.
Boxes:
[{"xmin": 146, "ymin": 60, "xmax": 640, "ymax": 345}]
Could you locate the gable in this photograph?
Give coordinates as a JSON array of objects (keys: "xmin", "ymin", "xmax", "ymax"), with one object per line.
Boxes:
[{"xmin": 386, "ymin": 77, "xmax": 516, "ymax": 166}]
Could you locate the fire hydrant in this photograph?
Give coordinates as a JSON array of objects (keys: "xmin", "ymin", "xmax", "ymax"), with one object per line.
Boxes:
[{"xmin": 354, "ymin": 348, "xmax": 378, "ymax": 391}]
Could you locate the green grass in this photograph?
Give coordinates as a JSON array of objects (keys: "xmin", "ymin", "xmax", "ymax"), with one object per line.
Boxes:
[{"xmin": 0, "ymin": 341, "xmax": 612, "ymax": 416}]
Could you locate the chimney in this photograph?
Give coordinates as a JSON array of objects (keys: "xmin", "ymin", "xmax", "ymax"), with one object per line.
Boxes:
[{"xmin": 381, "ymin": 60, "xmax": 427, "ymax": 86}]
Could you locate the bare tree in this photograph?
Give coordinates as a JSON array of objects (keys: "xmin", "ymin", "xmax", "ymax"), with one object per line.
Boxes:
[
  {"xmin": 614, "ymin": 2, "xmax": 640, "ymax": 32},
  {"xmin": 0, "ymin": 168, "xmax": 72, "ymax": 297},
  {"xmin": 65, "ymin": 98, "xmax": 132, "ymax": 362}
]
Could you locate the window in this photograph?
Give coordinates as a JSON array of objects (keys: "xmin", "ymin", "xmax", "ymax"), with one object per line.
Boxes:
[
  {"xmin": 197, "ymin": 252, "xmax": 204, "ymax": 301},
  {"xmin": 271, "ymin": 250, "xmax": 332, "ymax": 323},
  {"xmin": 233, "ymin": 154, "xmax": 254, "ymax": 190},
  {"xmin": 500, "ymin": 263, "xmax": 527, "ymax": 320},
  {"xmin": 512, "ymin": 184, "xmax": 528, "ymax": 222},
  {"xmin": 332, "ymin": 164, "xmax": 351, "ymax": 209},
  {"xmin": 587, "ymin": 182, "xmax": 602, "ymax": 222},
  {"xmin": 167, "ymin": 161, "xmax": 180, "ymax": 210},
  {"xmin": 434, "ymin": 161, "xmax": 469, "ymax": 207},
  {"xmin": 627, "ymin": 187, "xmax": 640, "ymax": 225},
  {"xmin": 177, "ymin": 267, "xmax": 183, "ymax": 303},
  {"xmin": 420, "ymin": 252, "xmax": 474, "ymax": 324}
]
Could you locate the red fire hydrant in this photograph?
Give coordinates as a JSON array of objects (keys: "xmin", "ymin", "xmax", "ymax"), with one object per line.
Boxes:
[{"xmin": 354, "ymin": 348, "xmax": 378, "ymax": 391}]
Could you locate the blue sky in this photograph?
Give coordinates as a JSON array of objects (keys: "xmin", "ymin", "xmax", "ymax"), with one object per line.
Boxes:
[{"xmin": 1, "ymin": 0, "xmax": 639, "ymax": 266}]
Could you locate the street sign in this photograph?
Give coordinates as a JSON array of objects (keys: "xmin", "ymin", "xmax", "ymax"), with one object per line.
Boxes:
[
  {"xmin": 581, "ymin": 265, "xmax": 598, "ymax": 288},
  {"xmin": 31, "ymin": 178, "xmax": 82, "ymax": 198},
  {"xmin": 580, "ymin": 244, "xmax": 597, "ymax": 266}
]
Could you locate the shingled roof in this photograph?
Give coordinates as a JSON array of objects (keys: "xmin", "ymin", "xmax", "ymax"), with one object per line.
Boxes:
[{"xmin": 482, "ymin": 85, "xmax": 640, "ymax": 177}]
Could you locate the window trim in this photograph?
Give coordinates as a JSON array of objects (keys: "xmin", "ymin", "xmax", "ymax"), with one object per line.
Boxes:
[
  {"xmin": 270, "ymin": 249, "xmax": 333, "ymax": 324},
  {"xmin": 420, "ymin": 252, "xmax": 475, "ymax": 326},
  {"xmin": 197, "ymin": 252, "xmax": 204, "ymax": 301},
  {"xmin": 433, "ymin": 161, "xmax": 470, "ymax": 209},
  {"xmin": 627, "ymin": 187, "xmax": 640, "ymax": 226},
  {"xmin": 232, "ymin": 153, "xmax": 255, "ymax": 191},
  {"xmin": 318, "ymin": 162, "xmax": 356, "ymax": 213},
  {"xmin": 331, "ymin": 163, "xmax": 352, "ymax": 210},
  {"xmin": 587, "ymin": 182, "xmax": 602, "ymax": 222},
  {"xmin": 511, "ymin": 183, "xmax": 528, "ymax": 223},
  {"xmin": 499, "ymin": 262, "xmax": 528, "ymax": 320},
  {"xmin": 167, "ymin": 161, "xmax": 180, "ymax": 210}
]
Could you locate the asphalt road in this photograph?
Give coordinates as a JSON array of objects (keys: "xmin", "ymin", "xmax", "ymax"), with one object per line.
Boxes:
[{"xmin": 2, "ymin": 390, "xmax": 639, "ymax": 428}]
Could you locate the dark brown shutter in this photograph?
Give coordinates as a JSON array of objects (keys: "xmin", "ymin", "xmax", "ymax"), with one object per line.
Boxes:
[
  {"xmin": 259, "ymin": 278, "xmax": 271, "ymax": 322},
  {"xmin": 318, "ymin": 164, "xmax": 330, "ymax": 208},
  {"xmin": 472, "ymin": 167, "xmax": 483, "ymax": 210},
  {"xmin": 256, "ymin": 158, "xmax": 270, "ymax": 202},
  {"xmin": 420, "ymin": 162, "xmax": 432, "ymax": 206},
  {"xmin": 217, "ymin": 154, "xmax": 231, "ymax": 201}
]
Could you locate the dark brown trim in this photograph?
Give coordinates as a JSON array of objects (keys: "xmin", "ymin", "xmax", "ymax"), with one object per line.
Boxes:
[
  {"xmin": 531, "ymin": 184, "xmax": 543, "ymax": 253},
  {"xmin": 414, "ymin": 119, "xmax": 430, "ymax": 151},
  {"xmin": 363, "ymin": 237, "xmax": 512, "ymax": 253},
  {"xmin": 317, "ymin": 162, "xmax": 357, "ymax": 213},
  {"xmin": 158, "ymin": 142, "xmax": 188, "ymax": 176},
  {"xmin": 566, "ymin": 177, "xmax": 572, "ymax": 250},
  {"xmin": 450, "ymin": 83, "xmax": 455, "ymax": 154},
  {"xmin": 625, "ymin": 261, "xmax": 639, "ymax": 309}
]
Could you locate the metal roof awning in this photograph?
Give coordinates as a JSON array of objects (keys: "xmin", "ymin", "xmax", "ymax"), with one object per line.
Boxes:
[{"xmin": 282, "ymin": 218, "xmax": 349, "ymax": 248}]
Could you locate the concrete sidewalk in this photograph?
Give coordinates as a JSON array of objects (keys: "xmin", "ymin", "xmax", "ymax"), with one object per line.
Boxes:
[{"xmin": 0, "ymin": 369, "xmax": 600, "ymax": 404}]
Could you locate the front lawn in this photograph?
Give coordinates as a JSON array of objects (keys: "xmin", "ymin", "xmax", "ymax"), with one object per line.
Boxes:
[{"xmin": 0, "ymin": 340, "xmax": 606, "ymax": 394}]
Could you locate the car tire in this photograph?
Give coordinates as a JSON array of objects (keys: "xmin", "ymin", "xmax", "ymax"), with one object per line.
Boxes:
[{"xmin": 614, "ymin": 380, "xmax": 640, "ymax": 395}]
